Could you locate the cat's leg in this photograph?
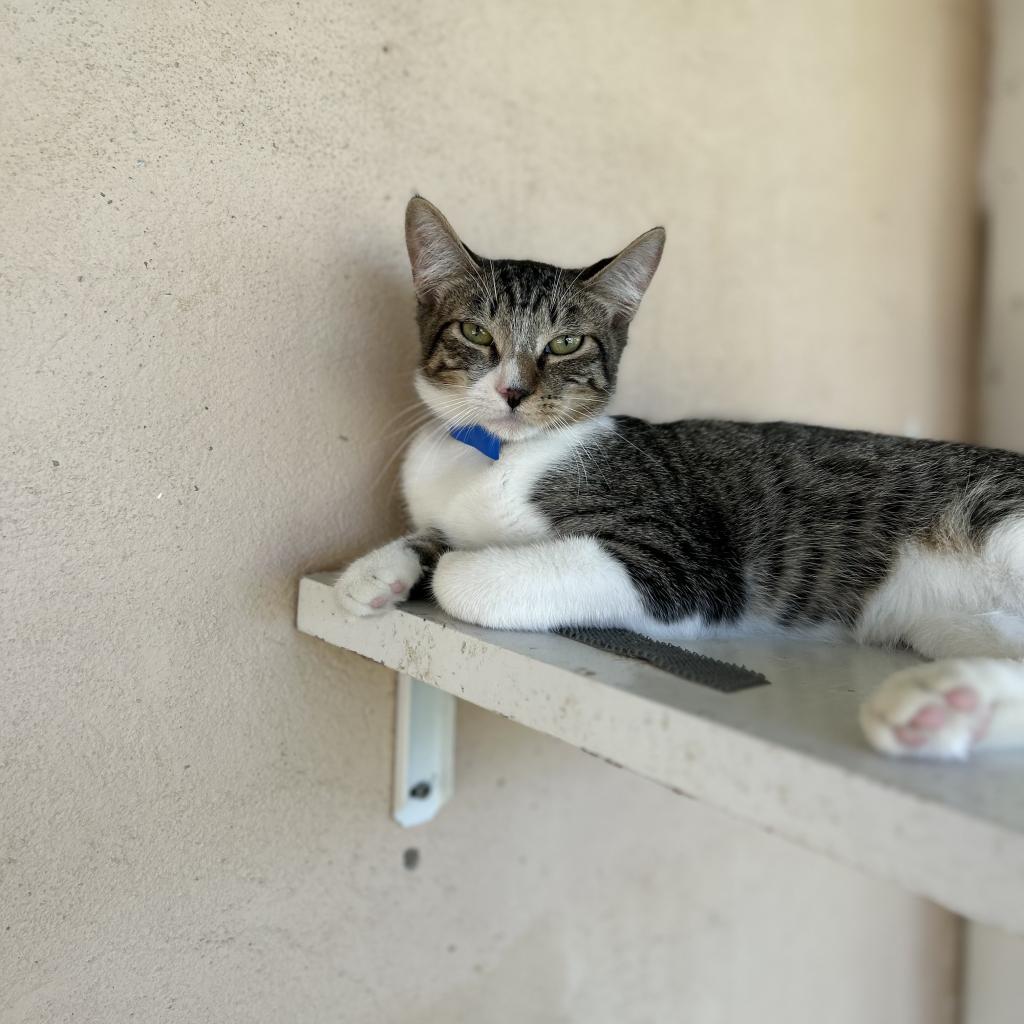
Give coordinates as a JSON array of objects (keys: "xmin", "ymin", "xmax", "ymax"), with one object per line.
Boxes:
[
  {"xmin": 860, "ymin": 611, "xmax": 1024, "ymax": 759},
  {"xmin": 860, "ymin": 656, "xmax": 1024, "ymax": 759},
  {"xmin": 857, "ymin": 521, "xmax": 1024, "ymax": 756},
  {"xmin": 335, "ymin": 529, "xmax": 448, "ymax": 617},
  {"xmin": 431, "ymin": 536, "xmax": 647, "ymax": 630}
]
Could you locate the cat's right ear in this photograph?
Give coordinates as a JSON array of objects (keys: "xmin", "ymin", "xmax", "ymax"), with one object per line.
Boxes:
[
  {"xmin": 581, "ymin": 226, "xmax": 666, "ymax": 323},
  {"xmin": 405, "ymin": 197, "xmax": 479, "ymax": 301}
]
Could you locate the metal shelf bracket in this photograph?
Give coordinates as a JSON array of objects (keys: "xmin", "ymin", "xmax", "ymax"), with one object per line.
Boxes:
[{"xmin": 392, "ymin": 673, "xmax": 455, "ymax": 827}]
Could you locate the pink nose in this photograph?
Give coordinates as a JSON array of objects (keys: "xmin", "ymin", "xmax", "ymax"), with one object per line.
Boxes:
[{"xmin": 497, "ymin": 385, "xmax": 531, "ymax": 409}]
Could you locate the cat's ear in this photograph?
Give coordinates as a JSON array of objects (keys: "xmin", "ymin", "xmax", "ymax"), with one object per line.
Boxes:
[
  {"xmin": 581, "ymin": 227, "xmax": 665, "ymax": 322},
  {"xmin": 405, "ymin": 196, "xmax": 480, "ymax": 300}
]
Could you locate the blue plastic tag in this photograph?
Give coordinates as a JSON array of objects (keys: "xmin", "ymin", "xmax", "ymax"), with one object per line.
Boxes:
[{"xmin": 449, "ymin": 424, "xmax": 502, "ymax": 461}]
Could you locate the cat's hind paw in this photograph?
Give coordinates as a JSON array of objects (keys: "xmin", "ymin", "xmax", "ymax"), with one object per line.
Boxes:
[
  {"xmin": 334, "ymin": 541, "xmax": 421, "ymax": 617},
  {"xmin": 860, "ymin": 658, "xmax": 1018, "ymax": 759}
]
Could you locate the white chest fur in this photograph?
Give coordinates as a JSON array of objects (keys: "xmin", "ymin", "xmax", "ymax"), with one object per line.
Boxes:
[{"xmin": 401, "ymin": 419, "xmax": 610, "ymax": 549}]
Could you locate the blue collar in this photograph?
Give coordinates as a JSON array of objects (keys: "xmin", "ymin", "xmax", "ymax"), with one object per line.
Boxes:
[{"xmin": 450, "ymin": 424, "xmax": 502, "ymax": 461}]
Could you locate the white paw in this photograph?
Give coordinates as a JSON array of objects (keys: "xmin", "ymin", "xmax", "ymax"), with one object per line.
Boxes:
[
  {"xmin": 431, "ymin": 550, "xmax": 493, "ymax": 626},
  {"xmin": 432, "ymin": 548, "xmax": 560, "ymax": 630},
  {"xmin": 334, "ymin": 541, "xmax": 421, "ymax": 617},
  {"xmin": 432, "ymin": 549, "xmax": 528, "ymax": 628},
  {"xmin": 860, "ymin": 659, "xmax": 1011, "ymax": 759}
]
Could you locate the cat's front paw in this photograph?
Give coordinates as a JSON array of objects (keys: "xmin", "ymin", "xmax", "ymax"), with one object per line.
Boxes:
[
  {"xmin": 334, "ymin": 541, "xmax": 421, "ymax": 617},
  {"xmin": 432, "ymin": 549, "xmax": 539, "ymax": 629},
  {"xmin": 431, "ymin": 550, "xmax": 490, "ymax": 625},
  {"xmin": 860, "ymin": 659, "xmax": 1012, "ymax": 759}
]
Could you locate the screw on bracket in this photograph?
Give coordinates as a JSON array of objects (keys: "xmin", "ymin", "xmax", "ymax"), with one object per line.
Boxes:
[{"xmin": 392, "ymin": 675, "xmax": 455, "ymax": 827}]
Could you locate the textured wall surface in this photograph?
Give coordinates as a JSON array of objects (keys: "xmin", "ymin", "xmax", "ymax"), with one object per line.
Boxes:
[
  {"xmin": 966, "ymin": 3, "xmax": 1024, "ymax": 1020},
  {"xmin": 981, "ymin": 0, "xmax": 1024, "ymax": 452},
  {"xmin": 2, "ymin": 2, "xmax": 982, "ymax": 1021}
]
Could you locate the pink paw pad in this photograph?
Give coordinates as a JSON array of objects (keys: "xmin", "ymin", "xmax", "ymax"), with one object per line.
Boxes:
[
  {"xmin": 894, "ymin": 726, "xmax": 929, "ymax": 748},
  {"xmin": 944, "ymin": 686, "xmax": 978, "ymax": 712},
  {"xmin": 369, "ymin": 594, "xmax": 389, "ymax": 609},
  {"xmin": 390, "ymin": 580, "xmax": 408, "ymax": 594},
  {"xmin": 909, "ymin": 704, "xmax": 947, "ymax": 730}
]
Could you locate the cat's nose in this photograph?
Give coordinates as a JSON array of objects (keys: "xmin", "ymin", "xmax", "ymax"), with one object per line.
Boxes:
[{"xmin": 498, "ymin": 385, "xmax": 531, "ymax": 409}]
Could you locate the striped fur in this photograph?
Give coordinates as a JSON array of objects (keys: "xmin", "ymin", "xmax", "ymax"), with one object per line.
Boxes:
[{"xmin": 334, "ymin": 197, "xmax": 1024, "ymax": 759}]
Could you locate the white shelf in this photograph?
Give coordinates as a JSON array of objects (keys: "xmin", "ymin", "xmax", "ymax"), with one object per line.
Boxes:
[{"xmin": 298, "ymin": 572, "xmax": 1024, "ymax": 933}]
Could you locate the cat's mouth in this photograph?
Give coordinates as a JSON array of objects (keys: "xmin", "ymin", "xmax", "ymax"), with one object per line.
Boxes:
[
  {"xmin": 479, "ymin": 397, "xmax": 603, "ymax": 441},
  {"xmin": 415, "ymin": 374, "xmax": 572, "ymax": 441},
  {"xmin": 478, "ymin": 408, "xmax": 544, "ymax": 442}
]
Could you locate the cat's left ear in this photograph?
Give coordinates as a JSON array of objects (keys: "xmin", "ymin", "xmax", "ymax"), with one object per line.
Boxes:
[
  {"xmin": 581, "ymin": 227, "xmax": 666, "ymax": 322},
  {"xmin": 405, "ymin": 196, "xmax": 481, "ymax": 301}
]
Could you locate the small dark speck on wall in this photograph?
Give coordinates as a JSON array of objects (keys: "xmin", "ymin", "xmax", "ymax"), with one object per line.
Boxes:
[
  {"xmin": 51, "ymin": 460, "xmax": 59, "ymax": 467},
  {"xmin": 403, "ymin": 848, "xmax": 419, "ymax": 870},
  {"xmin": 381, "ymin": 43, "xmax": 390, "ymax": 53}
]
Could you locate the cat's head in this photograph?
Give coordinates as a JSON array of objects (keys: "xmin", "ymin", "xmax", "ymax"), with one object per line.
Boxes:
[{"xmin": 404, "ymin": 197, "xmax": 664, "ymax": 442}]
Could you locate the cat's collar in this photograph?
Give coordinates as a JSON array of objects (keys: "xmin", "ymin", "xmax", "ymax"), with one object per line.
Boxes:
[{"xmin": 449, "ymin": 424, "xmax": 502, "ymax": 461}]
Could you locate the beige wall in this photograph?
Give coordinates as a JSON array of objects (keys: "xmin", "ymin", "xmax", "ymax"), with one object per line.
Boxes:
[
  {"xmin": 967, "ymin": 3, "xmax": 1024, "ymax": 1021},
  {"xmin": 981, "ymin": 0, "xmax": 1024, "ymax": 452},
  {"xmin": 2, "ymin": 2, "xmax": 983, "ymax": 1021}
]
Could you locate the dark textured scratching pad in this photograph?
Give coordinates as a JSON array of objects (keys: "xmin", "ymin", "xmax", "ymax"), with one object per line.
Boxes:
[{"xmin": 555, "ymin": 627, "xmax": 770, "ymax": 693}]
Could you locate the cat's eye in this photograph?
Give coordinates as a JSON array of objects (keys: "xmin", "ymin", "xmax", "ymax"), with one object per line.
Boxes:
[
  {"xmin": 547, "ymin": 334, "xmax": 584, "ymax": 356},
  {"xmin": 460, "ymin": 322, "xmax": 493, "ymax": 346}
]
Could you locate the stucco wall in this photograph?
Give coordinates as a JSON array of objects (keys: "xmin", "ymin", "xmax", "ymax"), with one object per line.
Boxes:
[
  {"xmin": 966, "ymin": 3, "xmax": 1024, "ymax": 1020},
  {"xmin": 3, "ymin": 2, "xmax": 983, "ymax": 1022},
  {"xmin": 981, "ymin": 0, "xmax": 1024, "ymax": 453}
]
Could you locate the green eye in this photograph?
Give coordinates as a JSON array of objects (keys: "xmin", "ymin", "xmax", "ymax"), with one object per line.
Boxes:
[
  {"xmin": 548, "ymin": 334, "xmax": 584, "ymax": 356},
  {"xmin": 460, "ymin": 322, "xmax": 493, "ymax": 346}
]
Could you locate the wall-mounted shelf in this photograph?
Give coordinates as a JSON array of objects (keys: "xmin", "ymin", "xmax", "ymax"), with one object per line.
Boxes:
[{"xmin": 297, "ymin": 572, "xmax": 1024, "ymax": 934}]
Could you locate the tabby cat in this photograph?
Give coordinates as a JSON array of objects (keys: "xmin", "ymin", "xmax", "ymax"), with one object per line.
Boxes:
[{"xmin": 335, "ymin": 197, "xmax": 1024, "ymax": 759}]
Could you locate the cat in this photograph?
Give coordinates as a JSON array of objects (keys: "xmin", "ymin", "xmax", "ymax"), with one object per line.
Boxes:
[{"xmin": 335, "ymin": 196, "xmax": 1024, "ymax": 760}]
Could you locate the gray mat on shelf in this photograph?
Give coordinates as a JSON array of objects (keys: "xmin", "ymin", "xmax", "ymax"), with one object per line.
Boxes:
[{"xmin": 555, "ymin": 626, "xmax": 770, "ymax": 694}]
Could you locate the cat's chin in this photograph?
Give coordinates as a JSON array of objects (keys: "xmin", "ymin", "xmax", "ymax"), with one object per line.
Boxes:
[
  {"xmin": 413, "ymin": 377, "xmax": 596, "ymax": 442},
  {"xmin": 477, "ymin": 413, "xmax": 545, "ymax": 443}
]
